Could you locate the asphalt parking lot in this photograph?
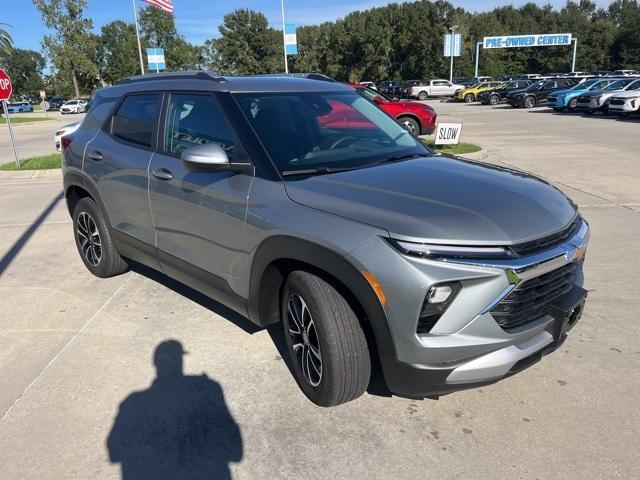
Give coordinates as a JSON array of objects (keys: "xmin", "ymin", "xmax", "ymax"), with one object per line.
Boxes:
[{"xmin": 0, "ymin": 101, "xmax": 639, "ymax": 479}]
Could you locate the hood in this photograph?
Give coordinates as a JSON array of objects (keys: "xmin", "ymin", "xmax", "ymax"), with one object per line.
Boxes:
[
  {"xmin": 610, "ymin": 90, "xmax": 640, "ymax": 98},
  {"xmin": 285, "ymin": 156, "xmax": 577, "ymax": 245},
  {"xmin": 551, "ymin": 88, "xmax": 584, "ymax": 97},
  {"xmin": 579, "ymin": 88, "xmax": 615, "ymax": 98}
]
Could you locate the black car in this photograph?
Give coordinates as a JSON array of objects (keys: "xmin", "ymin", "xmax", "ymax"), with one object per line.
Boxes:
[
  {"xmin": 506, "ymin": 78, "xmax": 578, "ymax": 108},
  {"xmin": 478, "ymin": 80, "xmax": 534, "ymax": 105},
  {"xmin": 378, "ymin": 80, "xmax": 404, "ymax": 100},
  {"xmin": 453, "ymin": 77, "xmax": 472, "ymax": 87},
  {"xmin": 47, "ymin": 96, "xmax": 67, "ymax": 110}
]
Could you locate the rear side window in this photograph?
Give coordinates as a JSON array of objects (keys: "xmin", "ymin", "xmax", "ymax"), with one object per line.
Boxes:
[
  {"xmin": 112, "ymin": 94, "xmax": 160, "ymax": 148},
  {"xmin": 164, "ymin": 94, "xmax": 238, "ymax": 159}
]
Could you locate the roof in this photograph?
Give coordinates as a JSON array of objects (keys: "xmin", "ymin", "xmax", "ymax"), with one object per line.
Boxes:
[{"xmin": 109, "ymin": 71, "xmax": 352, "ymax": 95}]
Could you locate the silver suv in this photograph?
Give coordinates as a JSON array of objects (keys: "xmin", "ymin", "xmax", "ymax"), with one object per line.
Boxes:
[{"xmin": 62, "ymin": 72, "xmax": 589, "ymax": 406}]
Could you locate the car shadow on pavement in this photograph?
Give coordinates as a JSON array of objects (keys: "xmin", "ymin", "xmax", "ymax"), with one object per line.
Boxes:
[
  {"xmin": 0, "ymin": 191, "xmax": 63, "ymax": 276},
  {"xmin": 107, "ymin": 340, "xmax": 243, "ymax": 480},
  {"xmin": 129, "ymin": 261, "xmax": 260, "ymax": 335}
]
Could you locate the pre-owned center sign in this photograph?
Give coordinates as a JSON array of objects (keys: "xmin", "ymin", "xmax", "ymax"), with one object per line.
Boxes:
[{"xmin": 483, "ymin": 33, "xmax": 572, "ymax": 49}]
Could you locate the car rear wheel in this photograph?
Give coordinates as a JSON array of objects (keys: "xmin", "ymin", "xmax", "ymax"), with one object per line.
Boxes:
[
  {"xmin": 489, "ymin": 94, "xmax": 499, "ymax": 105},
  {"xmin": 398, "ymin": 116, "xmax": 420, "ymax": 135},
  {"xmin": 281, "ymin": 271, "xmax": 371, "ymax": 407},
  {"xmin": 523, "ymin": 96, "xmax": 536, "ymax": 108},
  {"xmin": 73, "ymin": 197, "xmax": 128, "ymax": 278},
  {"xmin": 464, "ymin": 93, "xmax": 475, "ymax": 103},
  {"xmin": 417, "ymin": 91, "xmax": 428, "ymax": 101}
]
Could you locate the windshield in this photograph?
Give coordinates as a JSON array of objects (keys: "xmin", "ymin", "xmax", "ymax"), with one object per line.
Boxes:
[
  {"xmin": 570, "ymin": 79, "xmax": 599, "ymax": 90},
  {"xmin": 235, "ymin": 91, "xmax": 429, "ymax": 175},
  {"xmin": 524, "ymin": 81, "xmax": 546, "ymax": 91},
  {"xmin": 358, "ymin": 87, "xmax": 391, "ymax": 103},
  {"xmin": 627, "ymin": 80, "xmax": 640, "ymax": 91},
  {"xmin": 605, "ymin": 79, "xmax": 634, "ymax": 91}
]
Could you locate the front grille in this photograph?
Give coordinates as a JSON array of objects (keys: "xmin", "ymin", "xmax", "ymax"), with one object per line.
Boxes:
[
  {"xmin": 609, "ymin": 98, "xmax": 625, "ymax": 106},
  {"xmin": 510, "ymin": 217, "xmax": 582, "ymax": 257},
  {"xmin": 491, "ymin": 261, "xmax": 582, "ymax": 331}
]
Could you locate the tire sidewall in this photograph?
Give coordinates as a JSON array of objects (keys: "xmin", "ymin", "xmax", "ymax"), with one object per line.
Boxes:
[
  {"xmin": 418, "ymin": 91, "xmax": 428, "ymax": 101},
  {"xmin": 282, "ymin": 273, "xmax": 354, "ymax": 406},
  {"xmin": 399, "ymin": 117, "xmax": 419, "ymax": 135},
  {"xmin": 465, "ymin": 93, "xmax": 474, "ymax": 103},
  {"xmin": 489, "ymin": 94, "xmax": 499, "ymax": 105}
]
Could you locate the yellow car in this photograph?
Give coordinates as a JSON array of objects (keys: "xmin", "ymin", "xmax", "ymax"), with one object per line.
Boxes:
[{"xmin": 456, "ymin": 81, "xmax": 504, "ymax": 103}]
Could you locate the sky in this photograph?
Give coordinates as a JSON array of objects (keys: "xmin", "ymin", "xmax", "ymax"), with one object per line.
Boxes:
[{"xmin": 7, "ymin": 0, "xmax": 614, "ymax": 52}]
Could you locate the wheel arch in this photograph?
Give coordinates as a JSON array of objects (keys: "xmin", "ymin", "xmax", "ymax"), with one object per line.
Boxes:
[
  {"xmin": 248, "ymin": 236, "xmax": 398, "ymax": 369},
  {"xmin": 396, "ymin": 113, "xmax": 422, "ymax": 131}
]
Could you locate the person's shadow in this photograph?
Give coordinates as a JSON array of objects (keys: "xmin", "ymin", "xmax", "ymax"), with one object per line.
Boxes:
[{"xmin": 107, "ymin": 340, "xmax": 243, "ymax": 480}]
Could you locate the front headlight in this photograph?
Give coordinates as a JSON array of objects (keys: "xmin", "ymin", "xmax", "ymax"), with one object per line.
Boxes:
[{"xmin": 390, "ymin": 239, "xmax": 515, "ymax": 260}]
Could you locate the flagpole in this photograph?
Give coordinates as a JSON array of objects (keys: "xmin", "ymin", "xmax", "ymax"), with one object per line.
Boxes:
[
  {"xmin": 132, "ymin": 0, "xmax": 145, "ymax": 75},
  {"xmin": 281, "ymin": 0, "xmax": 288, "ymax": 73}
]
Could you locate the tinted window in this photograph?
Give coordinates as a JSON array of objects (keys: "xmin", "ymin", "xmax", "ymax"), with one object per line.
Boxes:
[
  {"xmin": 164, "ymin": 94, "xmax": 237, "ymax": 159},
  {"xmin": 112, "ymin": 94, "xmax": 160, "ymax": 147}
]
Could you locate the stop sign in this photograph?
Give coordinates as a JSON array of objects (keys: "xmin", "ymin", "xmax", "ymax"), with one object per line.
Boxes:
[{"xmin": 0, "ymin": 69, "xmax": 12, "ymax": 102}]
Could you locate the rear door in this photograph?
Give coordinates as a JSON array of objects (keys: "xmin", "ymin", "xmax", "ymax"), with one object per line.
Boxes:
[
  {"xmin": 148, "ymin": 92, "xmax": 253, "ymax": 306},
  {"xmin": 84, "ymin": 92, "xmax": 161, "ymax": 247}
]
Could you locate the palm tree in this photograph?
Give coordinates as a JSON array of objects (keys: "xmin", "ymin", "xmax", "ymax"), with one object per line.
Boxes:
[{"xmin": 0, "ymin": 23, "xmax": 13, "ymax": 54}]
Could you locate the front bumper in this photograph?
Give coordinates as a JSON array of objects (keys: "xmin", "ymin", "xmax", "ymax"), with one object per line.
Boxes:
[
  {"xmin": 608, "ymin": 100, "xmax": 640, "ymax": 113},
  {"xmin": 350, "ymin": 219, "xmax": 589, "ymax": 398}
]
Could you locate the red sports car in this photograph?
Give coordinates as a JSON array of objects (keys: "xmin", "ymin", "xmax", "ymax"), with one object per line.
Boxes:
[{"xmin": 357, "ymin": 87, "xmax": 436, "ymax": 135}]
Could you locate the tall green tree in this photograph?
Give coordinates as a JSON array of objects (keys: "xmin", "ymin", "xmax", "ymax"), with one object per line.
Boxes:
[
  {"xmin": 99, "ymin": 20, "xmax": 141, "ymax": 84},
  {"xmin": 0, "ymin": 23, "xmax": 12, "ymax": 54},
  {"xmin": 213, "ymin": 9, "xmax": 281, "ymax": 75},
  {"xmin": 2, "ymin": 48, "xmax": 45, "ymax": 97},
  {"xmin": 33, "ymin": 0, "xmax": 99, "ymax": 97}
]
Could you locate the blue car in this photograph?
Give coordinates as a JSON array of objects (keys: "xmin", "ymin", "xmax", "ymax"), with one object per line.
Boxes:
[
  {"xmin": 6, "ymin": 102, "xmax": 34, "ymax": 113},
  {"xmin": 547, "ymin": 78, "xmax": 620, "ymax": 112}
]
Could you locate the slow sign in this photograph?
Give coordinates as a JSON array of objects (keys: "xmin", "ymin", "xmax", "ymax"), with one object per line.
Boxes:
[{"xmin": 434, "ymin": 122, "xmax": 463, "ymax": 146}]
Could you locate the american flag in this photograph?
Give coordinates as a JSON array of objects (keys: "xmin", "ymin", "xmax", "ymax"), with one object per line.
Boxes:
[{"xmin": 142, "ymin": 0, "xmax": 174, "ymax": 14}]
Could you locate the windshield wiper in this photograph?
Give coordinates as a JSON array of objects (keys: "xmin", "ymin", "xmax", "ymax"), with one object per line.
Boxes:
[
  {"xmin": 281, "ymin": 166, "xmax": 359, "ymax": 177},
  {"xmin": 365, "ymin": 152, "xmax": 422, "ymax": 168}
]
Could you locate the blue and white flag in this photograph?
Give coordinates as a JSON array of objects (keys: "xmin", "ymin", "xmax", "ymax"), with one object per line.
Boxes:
[
  {"xmin": 147, "ymin": 48, "xmax": 166, "ymax": 71},
  {"xmin": 284, "ymin": 24, "xmax": 298, "ymax": 55}
]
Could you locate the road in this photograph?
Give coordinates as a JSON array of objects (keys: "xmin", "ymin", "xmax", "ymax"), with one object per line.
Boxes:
[
  {"xmin": 0, "ymin": 111, "xmax": 84, "ymax": 160},
  {"xmin": 0, "ymin": 101, "xmax": 638, "ymax": 479}
]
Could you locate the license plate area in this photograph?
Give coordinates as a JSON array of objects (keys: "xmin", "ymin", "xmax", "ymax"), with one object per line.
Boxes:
[{"xmin": 548, "ymin": 286, "xmax": 588, "ymax": 340}]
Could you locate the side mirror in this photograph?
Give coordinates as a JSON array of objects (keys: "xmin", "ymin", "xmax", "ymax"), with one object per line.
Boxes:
[{"xmin": 180, "ymin": 143, "xmax": 253, "ymax": 174}]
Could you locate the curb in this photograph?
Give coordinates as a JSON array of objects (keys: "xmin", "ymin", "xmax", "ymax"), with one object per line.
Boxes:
[{"xmin": 0, "ymin": 168, "xmax": 62, "ymax": 180}]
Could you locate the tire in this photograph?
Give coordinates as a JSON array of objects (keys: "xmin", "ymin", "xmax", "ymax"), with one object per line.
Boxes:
[
  {"xmin": 523, "ymin": 96, "xmax": 536, "ymax": 108},
  {"xmin": 281, "ymin": 271, "xmax": 371, "ymax": 407},
  {"xmin": 72, "ymin": 197, "xmax": 128, "ymax": 278},
  {"xmin": 489, "ymin": 94, "xmax": 499, "ymax": 105},
  {"xmin": 417, "ymin": 91, "xmax": 428, "ymax": 101},
  {"xmin": 398, "ymin": 116, "xmax": 420, "ymax": 135},
  {"xmin": 568, "ymin": 98, "xmax": 578, "ymax": 111},
  {"xmin": 464, "ymin": 93, "xmax": 475, "ymax": 103}
]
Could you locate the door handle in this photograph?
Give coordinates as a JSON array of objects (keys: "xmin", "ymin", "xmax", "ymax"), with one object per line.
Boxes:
[
  {"xmin": 88, "ymin": 151, "xmax": 103, "ymax": 161},
  {"xmin": 151, "ymin": 168, "xmax": 173, "ymax": 181}
]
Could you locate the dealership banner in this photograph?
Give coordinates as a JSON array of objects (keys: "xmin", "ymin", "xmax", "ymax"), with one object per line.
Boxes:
[
  {"xmin": 483, "ymin": 33, "xmax": 572, "ymax": 49},
  {"xmin": 284, "ymin": 24, "xmax": 298, "ymax": 55}
]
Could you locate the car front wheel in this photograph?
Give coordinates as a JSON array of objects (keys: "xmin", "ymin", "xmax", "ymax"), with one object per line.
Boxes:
[
  {"xmin": 281, "ymin": 271, "xmax": 371, "ymax": 407},
  {"xmin": 464, "ymin": 93, "xmax": 475, "ymax": 103},
  {"xmin": 568, "ymin": 98, "xmax": 578, "ymax": 110},
  {"xmin": 398, "ymin": 116, "xmax": 420, "ymax": 135},
  {"xmin": 73, "ymin": 197, "xmax": 128, "ymax": 278},
  {"xmin": 524, "ymin": 96, "xmax": 536, "ymax": 108},
  {"xmin": 489, "ymin": 94, "xmax": 499, "ymax": 105}
]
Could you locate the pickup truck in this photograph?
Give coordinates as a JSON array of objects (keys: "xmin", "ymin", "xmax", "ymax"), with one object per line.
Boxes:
[{"xmin": 408, "ymin": 79, "xmax": 465, "ymax": 100}]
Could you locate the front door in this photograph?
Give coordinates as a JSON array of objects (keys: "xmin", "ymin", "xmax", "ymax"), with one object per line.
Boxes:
[{"xmin": 148, "ymin": 92, "xmax": 253, "ymax": 306}]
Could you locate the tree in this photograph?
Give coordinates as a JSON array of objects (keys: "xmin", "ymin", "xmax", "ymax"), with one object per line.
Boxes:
[
  {"xmin": 33, "ymin": 0, "xmax": 99, "ymax": 97},
  {"xmin": 0, "ymin": 23, "xmax": 12, "ymax": 54},
  {"xmin": 2, "ymin": 49, "xmax": 45, "ymax": 97},
  {"xmin": 213, "ymin": 9, "xmax": 281, "ymax": 75},
  {"xmin": 139, "ymin": 6, "xmax": 202, "ymax": 71},
  {"xmin": 99, "ymin": 20, "xmax": 141, "ymax": 84}
]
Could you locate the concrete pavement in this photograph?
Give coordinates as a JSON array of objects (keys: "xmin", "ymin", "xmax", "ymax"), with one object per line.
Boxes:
[{"xmin": 0, "ymin": 102, "xmax": 638, "ymax": 479}]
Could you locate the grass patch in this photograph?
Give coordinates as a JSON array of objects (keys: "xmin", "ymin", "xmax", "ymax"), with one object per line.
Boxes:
[
  {"xmin": 0, "ymin": 154, "xmax": 61, "ymax": 171},
  {"xmin": 0, "ymin": 116, "xmax": 50, "ymax": 124},
  {"xmin": 421, "ymin": 139, "xmax": 481, "ymax": 155}
]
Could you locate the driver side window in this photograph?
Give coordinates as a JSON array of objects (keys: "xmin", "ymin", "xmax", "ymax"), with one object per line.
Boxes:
[{"xmin": 164, "ymin": 94, "xmax": 237, "ymax": 159}]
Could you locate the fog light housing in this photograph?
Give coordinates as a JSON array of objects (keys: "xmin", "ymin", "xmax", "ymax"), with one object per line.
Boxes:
[{"xmin": 417, "ymin": 281, "xmax": 461, "ymax": 334}]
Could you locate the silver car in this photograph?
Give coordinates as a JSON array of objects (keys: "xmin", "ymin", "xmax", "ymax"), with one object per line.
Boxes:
[
  {"xmin": 61, "ymin": 72, "xmax": 589, "ymax": 406},
  {"xmin": 576, "ymin": 78, "xmax": 640, "ymax": 113}
]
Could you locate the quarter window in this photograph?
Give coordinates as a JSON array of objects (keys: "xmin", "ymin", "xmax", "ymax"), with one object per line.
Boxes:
[
  {"xmin": 112, "ymin": 94, "xmax": 160, "ymax": 148},
  {"xmin": 164, "ymin": 94, "xmax": 237, "ymax": 159}
]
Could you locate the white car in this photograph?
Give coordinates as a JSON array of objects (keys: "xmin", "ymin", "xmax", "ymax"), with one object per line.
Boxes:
[
  {"xmin": 409, "ymin": 79, "xmax": 466, "ymax": 100},
  {"xmin": 55, "ymin": 122, "xmax": 81, "ymax": 151},
  {"xmin": 608, "ymin": 90, "xmax": 640, "ymax": 115},
  {"xmin": 60, "ymin": 99, "xmax": 88, "ymax": 114}
]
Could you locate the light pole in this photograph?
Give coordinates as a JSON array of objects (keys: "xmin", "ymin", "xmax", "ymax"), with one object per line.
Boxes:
[
  {"xmin": 449, "ymin": 25, "xmax": 458, "ymax": 83},
  {"xmin": 281, "ymin": 0, "xmax": 288, "ymax": 73}
]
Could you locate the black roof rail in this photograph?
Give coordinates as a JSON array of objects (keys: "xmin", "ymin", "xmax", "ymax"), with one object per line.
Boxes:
[
  {"xmin": 116, "ymin": 71, "xmax": 227, "ymax": 85},
  {"xmin": 255, "ymin": 72, "xmax": 337, "ymax": 83}
]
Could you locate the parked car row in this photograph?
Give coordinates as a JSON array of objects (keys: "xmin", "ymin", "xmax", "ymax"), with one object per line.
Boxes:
[{"xmin": 453, "ymin": 74, "xmax": 640, "ymax": 116}]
